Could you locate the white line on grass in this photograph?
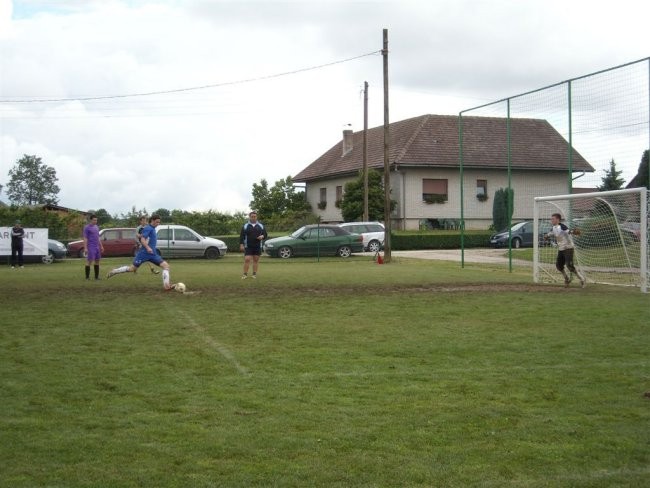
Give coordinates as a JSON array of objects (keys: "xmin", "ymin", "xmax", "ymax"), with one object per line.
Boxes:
[{"xmin": 177, "ymin": 309, "xmax": 250, "ymax": 376}]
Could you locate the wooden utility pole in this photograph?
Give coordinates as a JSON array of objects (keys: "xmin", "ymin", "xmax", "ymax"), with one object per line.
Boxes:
[
  {"xmin": 363, "ymin": 81, "xmax": 369, "ymax": 221},
  {"xmin": 382, "ymin": 28, "xmax": 391, "ymax": 262}
]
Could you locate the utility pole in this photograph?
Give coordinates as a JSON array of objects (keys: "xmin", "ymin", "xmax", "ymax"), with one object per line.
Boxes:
[
  {"xmin": 382, "ymin": 28, "xmax": 391, "ymax": 262},
  {"xmin": 363, "ymin": 81, "xmax": 369, "ymax": 221}
]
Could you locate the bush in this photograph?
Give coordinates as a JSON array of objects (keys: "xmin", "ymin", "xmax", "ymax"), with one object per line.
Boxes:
[{"xmin": 390, "ymin": 231, "xmax": 492, "ymax": 250}]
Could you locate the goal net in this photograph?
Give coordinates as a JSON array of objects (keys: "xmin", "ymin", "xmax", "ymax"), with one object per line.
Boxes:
[{"xmin": 533, "ymin": 188, "xmax": 648, "ymax": 292}]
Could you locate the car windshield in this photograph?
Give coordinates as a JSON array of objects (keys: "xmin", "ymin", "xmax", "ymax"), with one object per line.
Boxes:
[
  {"xmin": 509, "ymin": 222, "xmax": 527, "ymax": 232},
  {"xmin": 290, "ymin": 226, "xmax": 308, "ymax": 239}
]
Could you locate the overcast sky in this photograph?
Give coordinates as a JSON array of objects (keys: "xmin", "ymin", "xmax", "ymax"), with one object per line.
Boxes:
[{"xmin": 1, "ymin": 0, "xmax": 649, "ymax": 216}]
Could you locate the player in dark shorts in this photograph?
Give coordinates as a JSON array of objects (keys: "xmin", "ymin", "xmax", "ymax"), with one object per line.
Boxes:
[{"xmin": 239, "ymin": 211, "xmax": 268, "ymax": 279}]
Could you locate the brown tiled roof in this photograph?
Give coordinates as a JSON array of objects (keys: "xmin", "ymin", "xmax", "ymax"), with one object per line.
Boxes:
[{"xmin": 294, "ymin": 114, "xmax": 594, "ymax": 182}]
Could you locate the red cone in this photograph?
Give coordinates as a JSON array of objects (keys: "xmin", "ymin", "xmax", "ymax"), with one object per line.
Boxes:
[{"xmin": 377, "ymin": 254, "xmax": 384, "ymax": 264}]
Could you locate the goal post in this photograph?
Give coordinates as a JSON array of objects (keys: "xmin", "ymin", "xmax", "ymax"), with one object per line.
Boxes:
[{"xmin": 533, "ymin": 187, "xmax": 648, "ymax": 293}]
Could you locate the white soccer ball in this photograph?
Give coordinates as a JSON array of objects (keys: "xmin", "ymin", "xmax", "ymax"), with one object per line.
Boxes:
[{"xmin": 175, "ymin": 282, "xmax": 186, "ymax": 293}]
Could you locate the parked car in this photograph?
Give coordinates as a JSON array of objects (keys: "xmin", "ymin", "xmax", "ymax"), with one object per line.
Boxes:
[
  {"xmin": 67, "ymin": 228, "xmax": 138, "ymax": 258},
  {"xmin": 12, "ymin": 239, "xmax": 67, "ymax": 264},
  {"xmin": 490, "ymin": 221, "xmax": 552, "ymax": 248},
  {"xmin": 155, "ymin": 224, "xmax": 227, "ymax": 259},
  {"xmin": 264, "ymin": 224, "xmax": 364, "ymax": 258},
  {"xmin": 337, "ymin": 222, "xmax": 385, "ymax": 252}
]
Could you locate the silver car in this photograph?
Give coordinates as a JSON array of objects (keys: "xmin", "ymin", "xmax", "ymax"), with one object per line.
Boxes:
[
  {"xmin": 155, "ymin": 224, "xmax": 227, "ymax": 259},
  {"xmin": 337, "ymin": 222, "xmax": 385, "ymax": 252}
]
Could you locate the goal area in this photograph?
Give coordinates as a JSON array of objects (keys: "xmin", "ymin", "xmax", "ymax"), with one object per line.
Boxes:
[{"xmin": 533, "ymin": 188, "xmax": 648, "ymax": 292}]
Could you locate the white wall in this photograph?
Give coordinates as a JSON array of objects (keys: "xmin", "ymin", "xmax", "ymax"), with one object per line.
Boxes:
[{"xmin": 306, "ymin": 168, "xmax": 571, "ymax": 228}]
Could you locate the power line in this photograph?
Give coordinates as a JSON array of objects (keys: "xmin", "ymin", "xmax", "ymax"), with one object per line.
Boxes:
[{"xmin": 0, "ymin": 50, "xmax": 381, "ymax": 104}]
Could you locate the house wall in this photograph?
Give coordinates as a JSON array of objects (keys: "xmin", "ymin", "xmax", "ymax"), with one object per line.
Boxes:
[
  {"xmin": 398, "ymin": 168, "xmax": 569, "ymax": 230},
  {"xmin": 306, "ymin": 169, "xmax": 570, "ymax": 229},
  {"xmin": 305, "ymin": 175, "xmax": 350, "ymax": 222}
]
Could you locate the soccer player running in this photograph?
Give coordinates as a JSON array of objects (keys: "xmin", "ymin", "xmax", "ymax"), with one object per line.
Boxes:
[
  {"xmin": 239, "ymin": 211, "xmax": 268, "ymax": 279},
  {"xmin": 135, "ymin": 215, "xmax": 160, "ymax": 275},
  {"xmin": 83, "ymin": 214, "xmax": 104, "ymax": 280},
  {"xmin": 107, "ymin": 214, "xmax": 175, "ymax": 290},
  {"xmin": 546, "ymin": 212, "xmax": 586, "ymax": 288}
]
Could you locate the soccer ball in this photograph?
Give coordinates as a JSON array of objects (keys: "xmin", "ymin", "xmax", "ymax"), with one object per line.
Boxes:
[{"xmin": 175, "ymin": 282, "xmax": 186, "ymax": 293}]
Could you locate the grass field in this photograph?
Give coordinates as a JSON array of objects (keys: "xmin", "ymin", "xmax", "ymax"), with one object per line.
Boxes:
[{"xmin": 1, "ymin": 255, "xmax": 649, "ymax": 487}]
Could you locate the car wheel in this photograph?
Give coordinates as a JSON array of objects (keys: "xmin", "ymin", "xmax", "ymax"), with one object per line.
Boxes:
[
  {"xmin": 204, "ymin": 247, "xmax": 220, "ymax": 259},
  {"xmin": 337, "ymin": 245, "xmax": 352, "ymax": 258},
  {"xmin": 278, "ymin": 246, "xmax": 292, "ymax": 259},
  {"xmin": 367, "ymin": 240, "xmax": 381, "ymax": 253},
  {"xmin": 78, "ymin": 249, "xmax": 87, "ymax": 258},
  {"xmin": 512, "ymin": 238, "xmax": 521, "ymax": 249},
  {"xmin": 42, "ymin": 252, "xmax": 54, "ymax": 264}
]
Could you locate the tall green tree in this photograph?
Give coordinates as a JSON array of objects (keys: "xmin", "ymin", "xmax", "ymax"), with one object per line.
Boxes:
[
  {"xmin": 339, "ymin": 170, "xmax": 395, "ymax": 222},
  {"xmin": 6, "ymin": 154, "xmax": 60, "ymax": 205},
  {"xmin": 94, "ymin": 208, "xmax": 113, "ymax": 225},
  {"xmin": 627, "ymin": 149, "xmax": 649, "ymax": 189},
  {"xmin": 598, "ymin": 158, "xmax": 625, "ymax": 191},
  {"xmin": 250, "ymin": 176, "xmax": 310, "ymax": 220},
  {"xmin": 153, "ymin": 208, "xmax": 171, "ymax": 220},
  {"xmin": 492, "ymin": 188, "xmax": 514, "ymax": 231}
]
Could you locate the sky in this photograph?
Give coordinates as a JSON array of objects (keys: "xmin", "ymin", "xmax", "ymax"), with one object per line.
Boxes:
[{"xmin": 1, "ymin": 0, "xmax": 649, "ymax": 216}]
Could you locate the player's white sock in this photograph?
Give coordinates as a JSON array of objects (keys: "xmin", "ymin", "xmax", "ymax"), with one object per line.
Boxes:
[
  {"xmin": 162, "ymin": 269, "xmax": 170, "ymax": 289},
  {"xmin": 115, "ymin": 265, "xmax": 130, "ymax": 274}
]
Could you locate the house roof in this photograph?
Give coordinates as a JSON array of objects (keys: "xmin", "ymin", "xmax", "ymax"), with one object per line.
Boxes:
[{"xmin": 294, "ymin": 114, "xmax": 595, "ymax": 182}]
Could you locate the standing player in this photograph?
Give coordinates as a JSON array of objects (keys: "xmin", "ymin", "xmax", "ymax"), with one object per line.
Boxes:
[
  {"xmin": 545, "ymin": 212, "xmax": 586, "ymax": 288},
  {"xmin": 136, "ymin": 215, "xmax": 160, "ymax": 275},
  {"xmin": 83, "ymin": 214, "xmax": 104, "ymax": 280},
  {"xmin": 239, "ymin": 211, "xmax": 267, "ymax": 279},
  {"xmin": 106, "ymin": 214, "xmax": 175, "ymax": 290}
]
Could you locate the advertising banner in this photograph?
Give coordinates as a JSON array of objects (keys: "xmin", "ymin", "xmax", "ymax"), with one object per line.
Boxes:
[{"xmin": 0, "ymin": 227, "xmax": 49, "ymax": 256}]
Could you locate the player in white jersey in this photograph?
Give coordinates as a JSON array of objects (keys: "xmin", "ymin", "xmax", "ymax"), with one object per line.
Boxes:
[{"xmin": 545, "ymin": 213, "xmax": 586, "ymax": 288}]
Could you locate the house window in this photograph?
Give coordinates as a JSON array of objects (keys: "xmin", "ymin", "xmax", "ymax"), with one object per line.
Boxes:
[
  {"xmin": 318, "ymin": 187, "xmax": 327, "ymax": 209},
  {"xmin": 422, "ymin": 179, "xmax": 448, "ymax": 203},
  {"xmin": 477, "ymin": 179, "xmax": 487, "ymax": 198},
  {"xmin": 335, "ymin": 185, "xmax": 343, "ymax": 208}
]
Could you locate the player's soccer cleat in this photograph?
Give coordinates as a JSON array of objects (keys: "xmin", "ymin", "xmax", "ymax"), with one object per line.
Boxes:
[
  {"xmin": 564, "ymin": 277, "xmax": 571, "ymax": 287},
  {"xmin": 106, "ymin": 269, "xmax": 117, "ymax": 279},
  {"xmin": 241, "ymin": 274, "xmax": 248, "ymax": 280},
  {"xmin": 252, "ymin": 274, "xmax": 257, "ymax": 279},
  {"xmin": 151, "ymin": 268, "xmax": 160, "ymax": 274},
  {"xmin": 580, "ymin": 278, "xmax": 586, "ymax": 288}
]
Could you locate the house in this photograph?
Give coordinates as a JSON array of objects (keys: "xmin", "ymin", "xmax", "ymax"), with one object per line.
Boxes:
[{"xmin": 294, "ymin": 114, "xmax": 595, "ymax": 230}]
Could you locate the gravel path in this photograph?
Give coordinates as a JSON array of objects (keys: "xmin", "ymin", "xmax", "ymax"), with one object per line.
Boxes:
[{"xmin": 390, "ymin": 248, "xmax": 532, "ymax": 265}]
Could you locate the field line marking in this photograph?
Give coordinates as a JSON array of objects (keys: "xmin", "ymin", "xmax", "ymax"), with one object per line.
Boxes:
[{"xmin": 177, "ymin": 309, "xmax": 250, "ymax": 376}]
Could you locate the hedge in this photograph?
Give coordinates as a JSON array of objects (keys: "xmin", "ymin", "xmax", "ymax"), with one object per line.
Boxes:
[{"xmin": 390, "ymin": 231, "xmax": 492, "ymax": 250}]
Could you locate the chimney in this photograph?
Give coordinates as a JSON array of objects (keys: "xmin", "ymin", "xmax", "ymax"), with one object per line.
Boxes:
[{"xmin": 342, "ymin": 125, "xmax": 354, "ymax": 156}]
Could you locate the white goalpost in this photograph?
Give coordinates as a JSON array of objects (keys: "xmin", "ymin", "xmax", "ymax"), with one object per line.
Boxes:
[{"xmin": 533, "ymin": 187, "xmax": 648, "ymax": 293}]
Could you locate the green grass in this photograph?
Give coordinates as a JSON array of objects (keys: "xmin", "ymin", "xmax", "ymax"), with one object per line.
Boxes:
[{"xmin": 1, "ymin": 256, "xmax": 649, "ymax": 487}]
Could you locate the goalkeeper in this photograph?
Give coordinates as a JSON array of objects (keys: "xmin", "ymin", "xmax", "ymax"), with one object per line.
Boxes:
[{"xmin": 545, "ymin": 213, "xmax": 586, "ymax": 288}]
